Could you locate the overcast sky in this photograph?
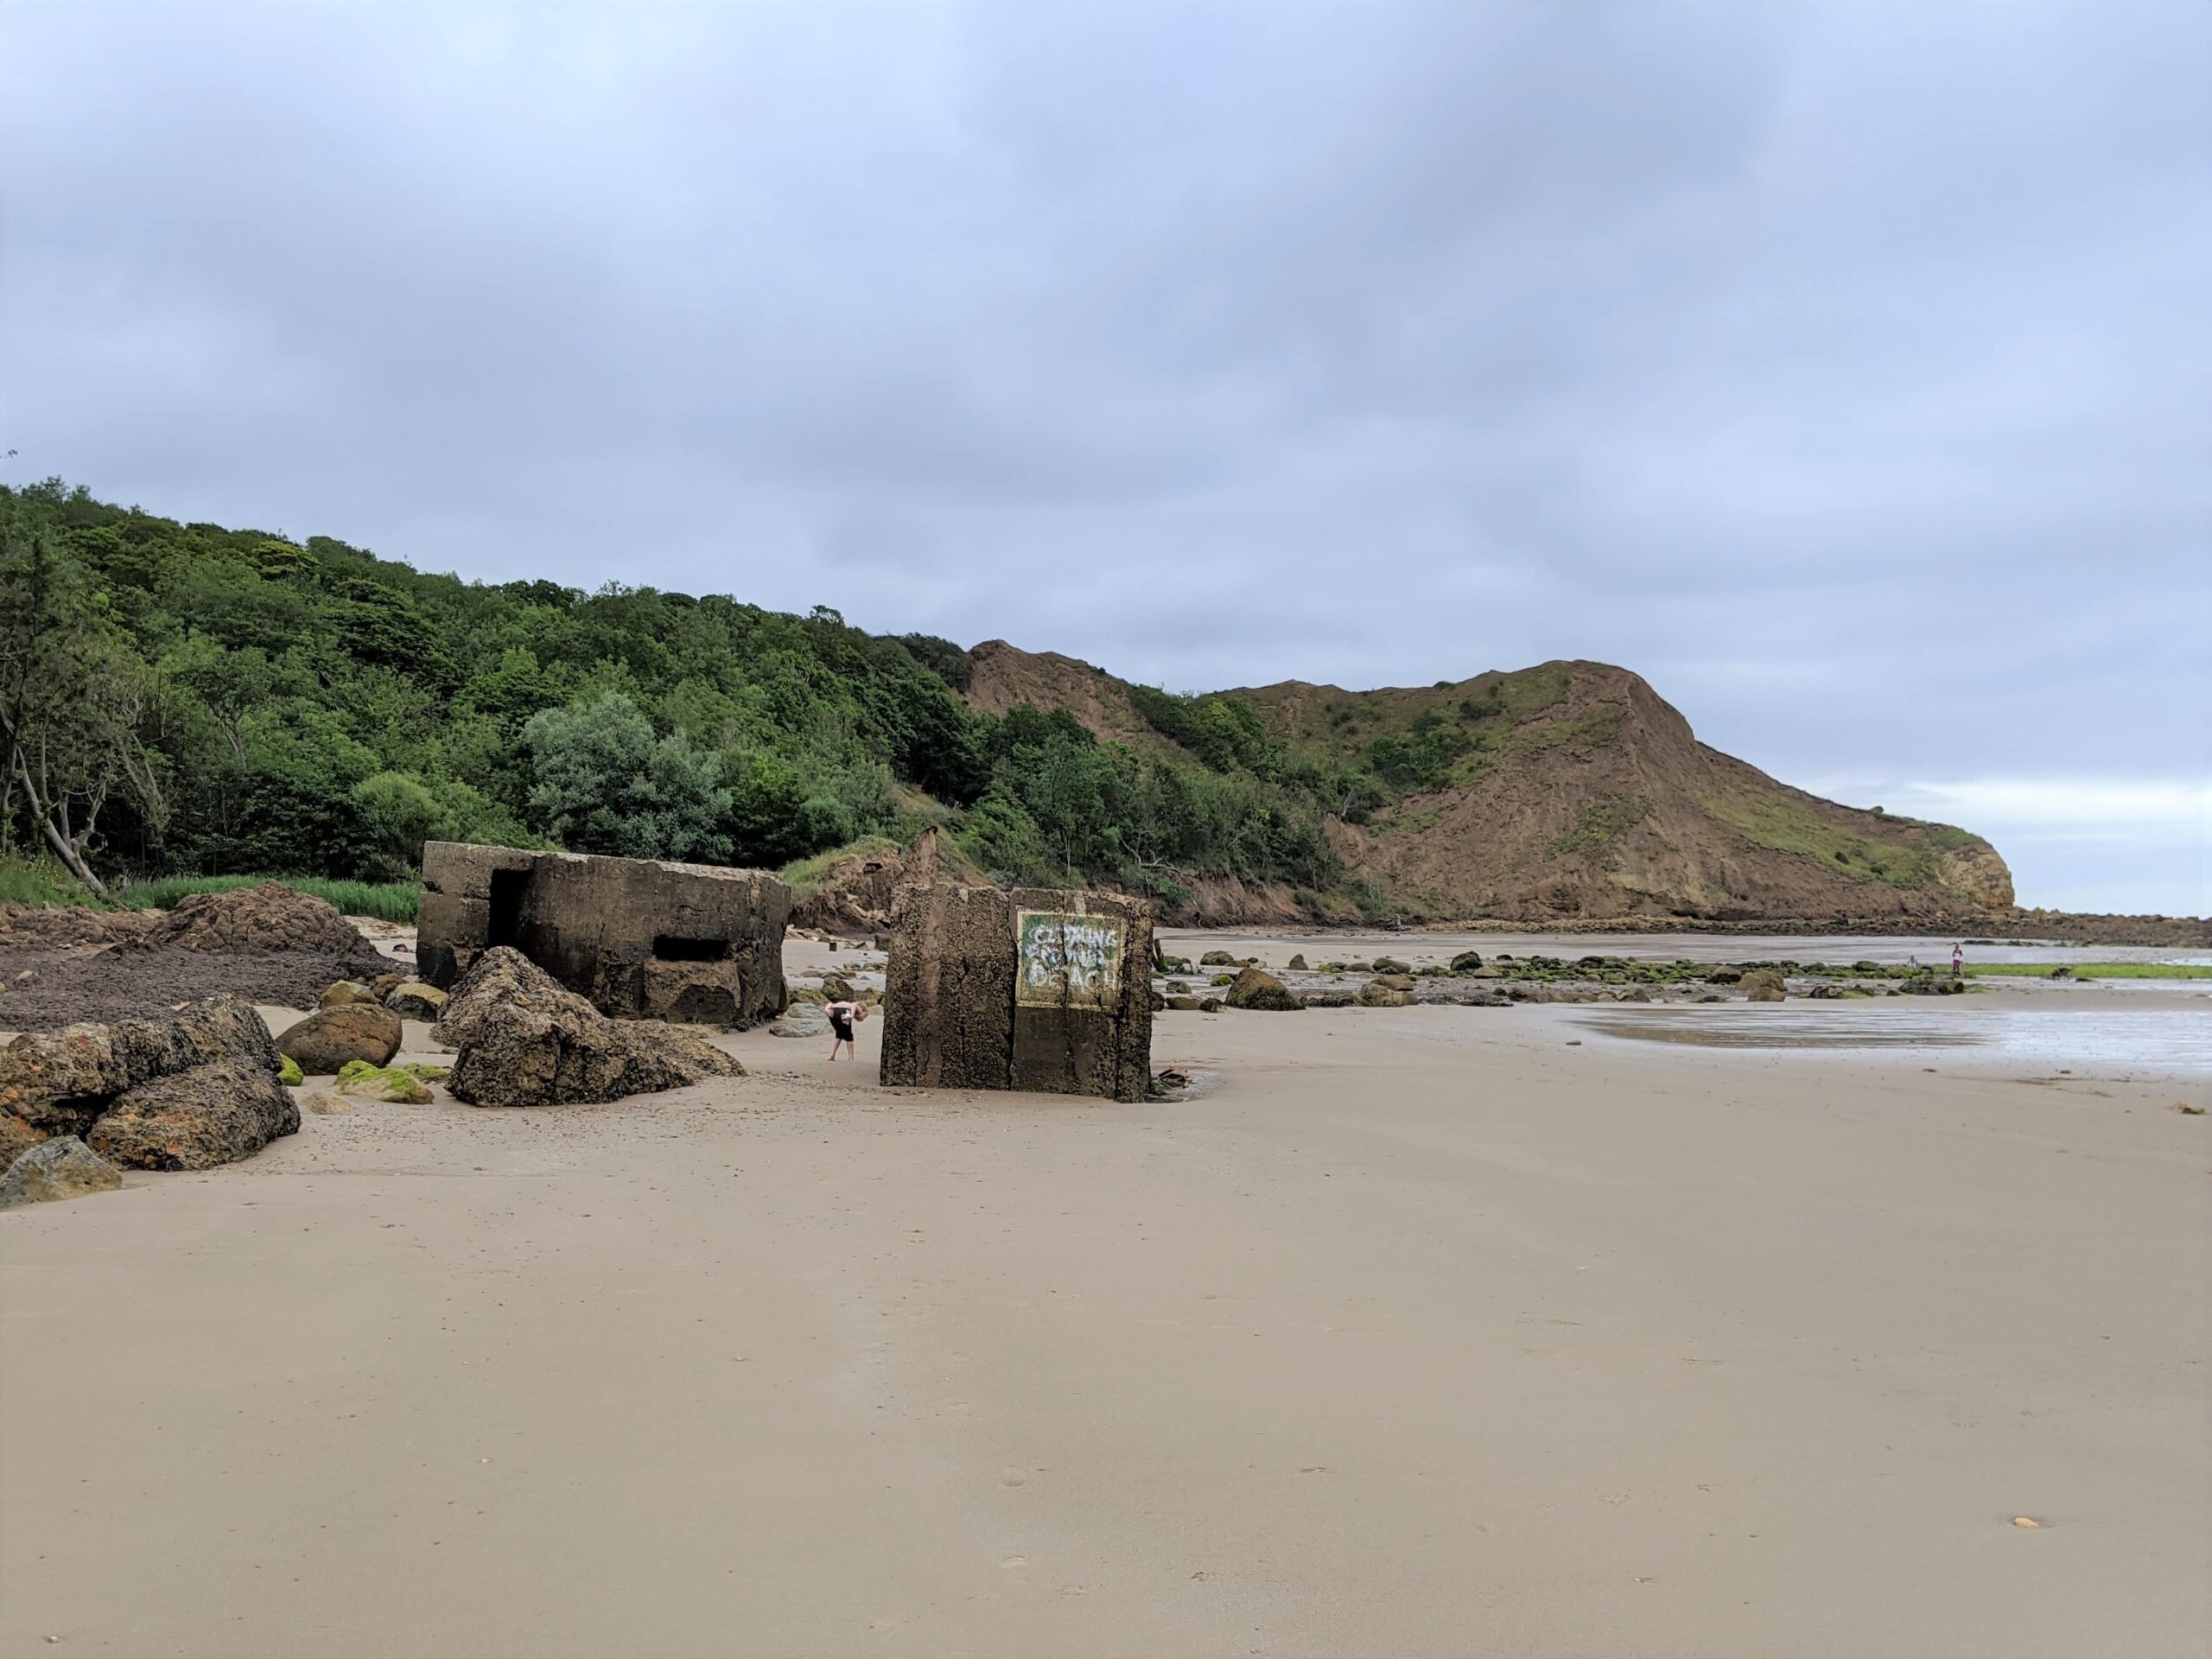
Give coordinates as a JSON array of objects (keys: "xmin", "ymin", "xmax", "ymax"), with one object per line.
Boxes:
[{"xmin": 3, "ymin": 2, "xmax": 2206, "ymax": 913}]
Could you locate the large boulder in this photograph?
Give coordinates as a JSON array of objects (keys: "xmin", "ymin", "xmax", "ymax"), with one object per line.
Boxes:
[
  {"xmin": 319, "ymin": 980, "xmax": 379, "ymax": 1009},
  {"xmin": 1225, "ymin": 967, "xmax": 1301, "ymax": 1011},
  {"xmin": 1199, "ymin": 950, "xmax": 1237, "ymax": 967},
  {"xmin": 433, "ymin": 947, "xmax": 743, "ymax": 1108},
  {"xmin": 1450, "ymin": 950, "xmax": 1484, "ymax": 973},
  {"xmin": 278, "ymin": 1004, "xmax": 404, "ymax": 1073},
  {"xmin": 1742, "ymin": 968, "xmax": 1788, "ymax": 1002},
  {"xmin": 385, "ymin": 982, "xmax": 448, "ymax": 1020},
  {"xmin": 86, "ymin": 1053, "xmax": 300, "ymax": 1171},
  {"xmin": 1, "ymin": 995, "xmax": 278, "ymax": 1151},
  {"xmin": 0, "ymin": 1136, "xmax": 124, "ymax": 1209},
  {"xmin": 1355, "ymin": 982, "xmax": 1412, "ymax": 1007}
]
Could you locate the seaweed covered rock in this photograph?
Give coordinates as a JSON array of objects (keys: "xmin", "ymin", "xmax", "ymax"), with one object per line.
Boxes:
[
  {"xmin": 1199, "ymin": 950, "xmax": 1237, "ymax": 966},
  {"xmin": 278, "ymin": 1004, "xmax": 404, "ymax": 1073},
  {"xmin": 333, "ymin": 1061, "xmax": 432, "ymax": 1104},
  {"xmin": 433, "ymin": 947, "xmax": 743, "ymax": 1108},
  {"xmin": 1742, "ymin": 968, "xmax": 1788, "ymax": 1002},
  {"xmin": 0, "ymin": 1136, "xmax": 124, "ymax": 1210},
  {"xmin": 86, "ymin": 1053, "xmax": 299, "ymax": 1171},
  {"xmin": 1450, "ymin": 951, "xmax": 1484, "ymax": 973},
  {"xmin": 1900, "ymin": 974, "xmax": 1966, "ymax": 996},
  {"xmin": 1225, "ymin": 968, "xmax": 1301, "ymax": 1011}
]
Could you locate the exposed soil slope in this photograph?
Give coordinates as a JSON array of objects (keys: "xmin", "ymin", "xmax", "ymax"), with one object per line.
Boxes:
[
  {"xmin": 1312, "ymin": 664, "xmax": 2012, "ymax": 921},
  {"xmin": 963, "ymin": 640, "xmax": 1191, "ymax": 759},
  {"xmin": 963, "ymin": 645, "xmax": 2014, "ymax": 924}
]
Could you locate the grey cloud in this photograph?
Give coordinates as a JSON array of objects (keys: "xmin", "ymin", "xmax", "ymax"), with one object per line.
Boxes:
[{"xmin": 2, "ymin": 0, "xmax": 2206, "ymax": 909}]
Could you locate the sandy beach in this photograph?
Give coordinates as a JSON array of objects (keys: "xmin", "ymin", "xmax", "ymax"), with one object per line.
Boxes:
[{"xmin": 3, "ymin": 963, "xmax": 2209, "ymax": 1657}]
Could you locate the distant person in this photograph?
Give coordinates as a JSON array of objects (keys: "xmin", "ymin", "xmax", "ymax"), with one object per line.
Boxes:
[
  {"xmin": 1907, "ymin": 952, "xmax": 1920, "ymax": 969},
  {"xmin": 1952, "ymin": 942, "xmax": 1964, "ymax": 978},
  {"xmin": 825, "ymin": 996, "xmax": 867, "ymax": 1061}
]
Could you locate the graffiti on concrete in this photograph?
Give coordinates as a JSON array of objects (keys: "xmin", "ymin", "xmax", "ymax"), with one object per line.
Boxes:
[{"xmin": 1014, "ymin": 910, "xmax": 1124, "ymax": 1010}]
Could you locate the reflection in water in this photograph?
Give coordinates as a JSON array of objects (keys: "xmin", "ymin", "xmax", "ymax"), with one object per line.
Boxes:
[{"xmin": 1575, "ymin": 1007, "xmax": 2212, "ymax": 1077}]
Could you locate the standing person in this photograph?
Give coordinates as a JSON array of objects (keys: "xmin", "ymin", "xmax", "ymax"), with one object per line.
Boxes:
[
  {"xmin": 1952, "ymin": 941, "xmax": 1964, "ymax": 978},
  {"xmin": 824, "ymin": 996, "xmax": 867, "ymax": 1061}
]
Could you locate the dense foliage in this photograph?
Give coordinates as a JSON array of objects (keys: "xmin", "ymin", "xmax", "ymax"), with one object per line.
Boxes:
[{"xmin": 0, "ymin": 480, "xmax": 1339, "ymax": 900}]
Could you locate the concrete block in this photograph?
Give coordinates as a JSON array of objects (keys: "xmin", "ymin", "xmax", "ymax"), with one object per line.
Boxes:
[
  {"xmin": 416, "ymin": 842, "xmax": 789, "ymax": 1028},
  {"xmin": 880, "ymin": 882, "xmax": 1152, "ymax": 1102}
]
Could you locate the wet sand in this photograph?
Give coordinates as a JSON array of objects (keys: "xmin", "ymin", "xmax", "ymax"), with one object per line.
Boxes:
[
  {"xmin": 1162, "ymin": 925, "xmax": 2212, "ymax": 969},
  {"xmin": 3, "ymin": 988, "xmax": 2209, "ymax": 1656}
]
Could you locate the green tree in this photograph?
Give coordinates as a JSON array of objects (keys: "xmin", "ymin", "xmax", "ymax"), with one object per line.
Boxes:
[
  {"xmin": 524, "ymin": 694, "xmax": 732, "ymax": 863},
  {"xmin": 0, "ymin": 505, "xmax": 165, "ymax": 892}
]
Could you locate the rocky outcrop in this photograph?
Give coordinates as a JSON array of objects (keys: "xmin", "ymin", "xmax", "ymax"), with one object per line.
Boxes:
[
  {"xmin": 432, "ymin": 947, "xmax": 744, "ymax": 1108},
  {"xmin": 0, "ymin": 995, "xmax": 293, "ymax": 1174},
  {"xmin": 87, "ymin": 1054, "xmax": 300, "ymax": 1171},
  {"xmin": 1, "ymin": 995, "xmax": 281, "ymax": 1150},
  {"xmin": 0, "ymin": 1136, "xmax": 124, "ymax": 1209},
  {"xmin": 1225, "ymin": 968, "xmax": 1301, "ymax": 1011},
  {"xmin": 277, "ymin": 1005, "xmax": 404, "ymax": 1073}
]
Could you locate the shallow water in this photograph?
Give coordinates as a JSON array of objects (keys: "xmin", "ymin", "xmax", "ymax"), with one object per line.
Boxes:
[{"xmin": 1574, "ymin": 1005, "xmax": 2212, "ymax": 1078}]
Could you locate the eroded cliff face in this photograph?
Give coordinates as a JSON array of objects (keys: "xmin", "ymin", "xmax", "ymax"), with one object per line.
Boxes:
[
  {"xmin": 961, "ymin": 645, "xmax": 2013, "ymax": 925},
  {"xmin": 1319, "ymin": 664, "xmax": 2013, "ymax": 923}
]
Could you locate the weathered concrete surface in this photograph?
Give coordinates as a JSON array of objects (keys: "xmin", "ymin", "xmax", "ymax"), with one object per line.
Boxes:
[
  {"xmin": 880, "ymin": 884, "xmax": 1152, "ymax": 1102},
  {"xmin": 417, "ymin": 842, "xmax": 788, "ymax": 1029}
]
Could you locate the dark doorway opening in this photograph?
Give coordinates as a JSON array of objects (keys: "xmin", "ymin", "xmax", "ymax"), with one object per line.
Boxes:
[
  {"xmin": 487, "ymin": 868, "xmax": 528, "ymax": 948},
  {"xmin": 653, "ymin": 934, "xmax": 732, "ymax": 962}
]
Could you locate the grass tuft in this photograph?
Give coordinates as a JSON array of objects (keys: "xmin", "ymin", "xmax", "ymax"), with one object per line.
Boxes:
[
  {"xmin": 0, "ymin": 854, "xmax": 92, "ymax": 908},
  {"xmin": 118, "ymin": 874, "xmax": 420, "ymax": 923}
]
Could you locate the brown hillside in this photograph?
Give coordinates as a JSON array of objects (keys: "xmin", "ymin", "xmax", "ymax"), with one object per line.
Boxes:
[
  {"xmin": 1297, "ymin": 662, "xmax": 2012, "ymax": 922},
  {"xmin": 963, "ymin": 640, "xmax": 1182, "ymax": 754},
  {"xmin": 968, "ymin": 642, "xmax": 2012, "ymax": 924}
]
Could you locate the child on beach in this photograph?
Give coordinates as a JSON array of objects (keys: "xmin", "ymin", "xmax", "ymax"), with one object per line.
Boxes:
[
  {"xmin": 825, "ymin": 997, "xmax": 867, "ymax": 1060},
  {"xmin": 1952, "ymin": 942, "xmax": 1964, "ymax": 977}
]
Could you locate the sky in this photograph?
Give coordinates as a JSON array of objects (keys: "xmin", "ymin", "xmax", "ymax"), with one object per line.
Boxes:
[{"xmin": 3, "ymin": 1, "xmax": 2206, "ymax": 914}]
